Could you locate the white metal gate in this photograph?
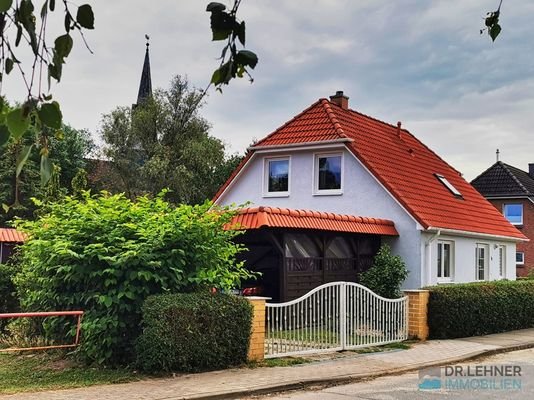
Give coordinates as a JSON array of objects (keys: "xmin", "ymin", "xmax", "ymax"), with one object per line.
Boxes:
[{"xmin": 265, "ymin": 281, "xmax": 408, "ymax": 358}]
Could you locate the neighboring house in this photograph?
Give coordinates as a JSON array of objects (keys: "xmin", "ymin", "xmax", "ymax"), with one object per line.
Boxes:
[
  {"xmin": 0, "ymin": 228, "xmax": 25, "ymax": 264},
  {"xmin": 214, "ymin": 92, "xmax": 526, "ymax": 301},
  {"xmin": 471, "ymin": 162, "xmax": 534, "ymax": 277}
]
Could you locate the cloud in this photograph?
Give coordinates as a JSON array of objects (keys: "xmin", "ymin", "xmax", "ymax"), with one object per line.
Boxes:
[{"xmin": 1, "ymin": 1, "xmax": 532, "ymax": 181}]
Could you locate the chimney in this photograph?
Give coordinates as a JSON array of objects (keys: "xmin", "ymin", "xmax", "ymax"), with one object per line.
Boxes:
[
  {"xmin": 529, "ymin": 163, "xmax": 534, "ymax": 178},
  {"xmin": 397, "ymin": 121, "xmax": 402, "ymax": 139},
  {"xmin": 329, "ymin": 91, "xmax": 349, "ymax": 109}
]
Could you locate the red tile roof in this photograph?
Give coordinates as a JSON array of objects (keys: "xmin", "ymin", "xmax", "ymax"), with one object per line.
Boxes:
[
  {"xmin": 226, "ymin": 207, "xmax": 399, "ymax": 236},
  {"xmin": 215, "ymin": 98, "xmax": 526, "ymax": 240},
  {"xmin": 0, "ymin": 228, "xmax": 26, "ymax": 243}
]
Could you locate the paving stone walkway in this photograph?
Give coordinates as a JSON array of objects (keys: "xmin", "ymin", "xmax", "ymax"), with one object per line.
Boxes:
[{"xmin": 3, "ymin": 328, "xmax": 534, "ymax": 400}]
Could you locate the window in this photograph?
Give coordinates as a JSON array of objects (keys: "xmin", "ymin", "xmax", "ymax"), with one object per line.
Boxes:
[
  {"xmin": 435, "ymin": 173, "xmax": 462, "ymax": 198},
  {"xmin": 498, "ymin": 245, "xmax": 506, "ymax": 278},
  {"xmin": 284, "ymin": 233, "xmax": 320, "ymax": 258},
  {"xmin": 503, "ymin": 204, "xmax": 523, "ymax": 225},
  {"xmin": 264, "ymin": 157, "xmax": 290, "ymax": 196},
  {"xmin": 314, "ymin": 153, "xmax": 342, "ymax": 194},
  {"xmin": 516, "ymin": 251, "xmax": 525, "ymax": 265},
  {"xmin": 437, "ymin": 241, "xmax": 454, "ymax": 281},
  {"xmin": 475, "ymin": 243, "xmax": 489, "ymax": 281}
]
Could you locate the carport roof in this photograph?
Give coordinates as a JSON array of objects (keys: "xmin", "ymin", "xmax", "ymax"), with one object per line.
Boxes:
[
  {"xmin": 0, "ymin": 228, "xmax": 26, "ymax": 243},
  {"xmin": 226, "ymin": 206, "xmax": 398, "ymax": 236}
]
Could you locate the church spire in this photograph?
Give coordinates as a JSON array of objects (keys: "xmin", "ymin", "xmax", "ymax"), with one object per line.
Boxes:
[{"xmin": 136, "ymin": 34, "xmax": 152, "ymax": 106}]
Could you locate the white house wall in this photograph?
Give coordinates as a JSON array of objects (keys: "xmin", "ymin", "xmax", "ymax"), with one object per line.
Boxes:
[
  {"xmin": 421, "ymin": 232, "xmax": 517, "ymax": 286},
  {"xmin": 217, "ymin": 147, "xmax": 423, "ymax": 289}
]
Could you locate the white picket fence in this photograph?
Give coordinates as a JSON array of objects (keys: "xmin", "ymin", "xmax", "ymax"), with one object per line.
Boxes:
[{"xmin": 265, "ymin": 281, "xmax": 408, "ymax": 358}]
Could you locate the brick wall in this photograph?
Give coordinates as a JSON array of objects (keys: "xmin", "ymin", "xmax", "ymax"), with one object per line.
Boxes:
[
  {"xmin": 487, "ymin": 198, "xmax": 534, "ymax": 277},
  {"xmin": 246, "ymin": 297, "xmax": 267, "ymax": 361},
  {"xmin": 405, "ymin": 290, "xmax": 429, "ymax": 340}
]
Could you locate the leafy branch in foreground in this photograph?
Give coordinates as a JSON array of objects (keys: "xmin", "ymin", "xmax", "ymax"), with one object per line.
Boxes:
[
  {"xmin": 0, "ymin": 1, "xmax": 94, "ymax": 191},
  {"xmin": 481, "ymin": 0, "xmax": 503, "ymax": 42},
  {"xmin": 206, "ymin": 1, "xmax": 258, "ymax": 92}
]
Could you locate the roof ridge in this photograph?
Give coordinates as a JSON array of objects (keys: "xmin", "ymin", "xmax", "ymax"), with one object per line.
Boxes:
[
  {"xmin": 501, "ymin": 162, "xmax": 530, "ymax": 195},
  {"xmin": 471, "ymin": 161, "xmax": 500, "ymax": 184},
  {"xmin": 239, "ymin": 206, "xmax": 394, "ymax": 226},
  {"xmin": 320, "ymin": 99, "xmax": 347, "ymax": 138},
  {"xmin": 253, "ymin": 99, "xmax": 325, "ymax": 146}
]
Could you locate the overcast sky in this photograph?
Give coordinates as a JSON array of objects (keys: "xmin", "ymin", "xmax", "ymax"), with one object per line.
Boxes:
[{"xmin": 3, "ymin": 1, "xmax": 534, "ymax": 181}]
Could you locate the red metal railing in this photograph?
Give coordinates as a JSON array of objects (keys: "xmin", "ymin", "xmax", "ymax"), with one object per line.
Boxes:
[{"xmin": 0, "ymin": 311, "xmax": 84, "ymax": 352}]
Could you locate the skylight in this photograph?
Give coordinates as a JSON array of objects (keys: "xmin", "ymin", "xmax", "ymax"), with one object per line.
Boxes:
[{"xmin": 435, "ymin": 173, "xmax": 462, "ymax": 198}]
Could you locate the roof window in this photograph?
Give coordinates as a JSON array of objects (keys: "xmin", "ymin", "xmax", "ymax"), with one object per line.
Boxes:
[{"xmin": 435, "ymin": 173, "xmax": 462, "ymax": 198}]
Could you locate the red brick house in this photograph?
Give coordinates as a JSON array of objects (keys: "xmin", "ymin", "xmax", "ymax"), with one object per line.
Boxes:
[{"xmin": 471, "ymin": 162, "xmax": 534, "ymax": 277}]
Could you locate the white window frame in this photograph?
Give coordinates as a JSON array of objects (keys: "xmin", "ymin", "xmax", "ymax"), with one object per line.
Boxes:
[
  {"xmin": 516, "ymin": 251, "xmax": 525, "ymax": 265},
  {"xmin": 475, "ymin": 243, "xmax": 489, "ymax": 281},
  {"xmin": 502, "ymin": 203, "xmax": 523, "ymax": 226},
  {"xmin": 435, "ymin": 173, "xmax": 462, "ymax": 198},
  {"xmin": 497, "ymin": 245, "xmax": 506, "ymax": 279},
  {"xmin": 263, "ymin": 156, "xmax": 291, "ymax": 197},
  {"xmin": 437, "ymin": 240, "xmax": 454, "ymax": 282},
  {"xmin": 313, "ymin": 152, "xmax": 344, "ymax": 196}
]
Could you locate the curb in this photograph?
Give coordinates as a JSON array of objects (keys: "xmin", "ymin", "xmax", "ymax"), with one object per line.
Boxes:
[{"xmin": 181, "ymin": 341, "xmax": 534, "ymax": 400}]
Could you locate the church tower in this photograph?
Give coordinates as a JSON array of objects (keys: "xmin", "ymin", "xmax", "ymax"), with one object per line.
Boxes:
[{"xmin": 133, "ymin": 35, "xmax": 152, "ymax": 108}]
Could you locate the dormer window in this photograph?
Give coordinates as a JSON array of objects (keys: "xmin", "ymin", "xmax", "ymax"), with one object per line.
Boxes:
[
  {"xmin": 264, "ymin": 157, "xmax": 290, "ymax": 197},
  {"xmin": 435, "ymin": 173, "xmax": 462, "ymax": 198},
  {"xmin": 314, "ymin": 153, "xmax": 343, "ymax": 195}
]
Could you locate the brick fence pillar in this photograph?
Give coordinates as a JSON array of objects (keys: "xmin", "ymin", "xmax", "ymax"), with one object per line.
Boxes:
[
  {"xmin": 245, "ymin": 296, "xmax": 270, "ymax": 361},
  {"xmin": 404, "ymin": 290, "xmax": 430, "ymax": 341}
]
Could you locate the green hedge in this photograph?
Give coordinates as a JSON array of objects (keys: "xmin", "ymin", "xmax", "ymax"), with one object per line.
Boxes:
[
  {"xmin": 136, "ymin": 292, "xmax": 253, "ymax": 372},
  {"xmin": 427, "ymin": 280, "xmax": 534, "ymax": 339},
  {"xmin": 0, "ymin": 263, "xmax": 20, "ymax": 333}
]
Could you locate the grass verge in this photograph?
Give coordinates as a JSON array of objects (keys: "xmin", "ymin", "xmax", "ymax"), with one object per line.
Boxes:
[
  {"xmin": 246, "ymin": 357, "xmax": 310, "ymax": 368},
  {"xmin": 0, "ymin": 351, "xmax": 141, "ymax": 395}
]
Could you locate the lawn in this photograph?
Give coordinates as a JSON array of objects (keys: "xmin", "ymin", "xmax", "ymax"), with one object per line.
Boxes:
[{"xmin": 0, "ymin": 352, "xmax": 141, "ymax": 395}]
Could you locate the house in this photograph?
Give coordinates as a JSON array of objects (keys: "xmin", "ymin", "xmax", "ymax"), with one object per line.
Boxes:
[
  {"xmin": 471, "ymin": 161, "xmax": 534, "ymax": 277},
  {"xmin": 214, "ymin": 92, "xmax": 526, "ymax": 301},
  {"xmin": 0, "ymin": 228, "xmax": 25, "ymax": 264}
]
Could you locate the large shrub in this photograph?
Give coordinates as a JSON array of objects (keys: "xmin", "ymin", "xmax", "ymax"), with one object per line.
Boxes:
[
  {"xmin": 359, "ymin": 244, "xmax": 408, "ymax": 298},
  {"xmin": 0, "ymin": 262, "xmax": 20, "ymax": 332},
  {"xmin": 13, "ymin": 192, "xmax": 254, "ymax": 364},
  {"xmin": 428, "ymin": 280, "xmax": 534, "ymax": 339},
  {"xmin": 136, "ymin": 292, "xmax": 252, "ymax": 372}
]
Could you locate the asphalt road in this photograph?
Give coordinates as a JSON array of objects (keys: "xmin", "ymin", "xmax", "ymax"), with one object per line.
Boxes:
[{"xmin": 249, "ymin": 348, "xmax": 534, "ymax": 400}]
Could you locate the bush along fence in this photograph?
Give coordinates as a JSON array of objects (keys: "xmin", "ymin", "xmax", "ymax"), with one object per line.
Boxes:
[
  {"xmin": 136, "ymin": 292, "xmax": 253, "ymax": 372},
  {"xmin": 427, "ymin": 280, "xmax": 534, "ymax": 339}
]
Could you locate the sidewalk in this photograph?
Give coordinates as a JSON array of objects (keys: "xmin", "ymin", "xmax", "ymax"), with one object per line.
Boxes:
[{"xmin": 3, "ymin": 328, "xmax": 534, "ymax": 400}]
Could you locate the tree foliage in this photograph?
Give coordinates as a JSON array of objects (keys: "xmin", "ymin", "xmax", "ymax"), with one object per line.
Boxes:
[
  {"xmin": 359, "ymin": 244, "xmax": 408, "ymax": 299},
  {"xmin": 206, "ymin": 1, "xmax": 258, "ymax": 91},
  {"xmin": 0, "ymin": 123, "xmax": 93, "ymax": 225},
  {"xmin": 481, "ymin": 0, "xmax": 503, "ymax": 41},
  {"xmin": 0, "ymin": 1, "xmax": 95, "ymax": 183},
  {"xmin": 99, "ymin": 75, "xmax": 242, "ymax": 204},
  {"xmin": 13, "ymin": 191, "xmax": 254, "ymax": 364}
]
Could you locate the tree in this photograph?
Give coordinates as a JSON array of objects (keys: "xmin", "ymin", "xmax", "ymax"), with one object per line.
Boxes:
[
  {"xmin": 0, "ymin": 123, "xmax": 94, "ymax": 225},
  {"xmin": 99, "ymin": 75, "xmax": 242, "ymax": 205}
]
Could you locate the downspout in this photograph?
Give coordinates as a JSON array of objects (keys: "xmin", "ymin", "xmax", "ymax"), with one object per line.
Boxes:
[{"xmin": 424, "ymin": 230, "xmax": 441, "ymax": 286}]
